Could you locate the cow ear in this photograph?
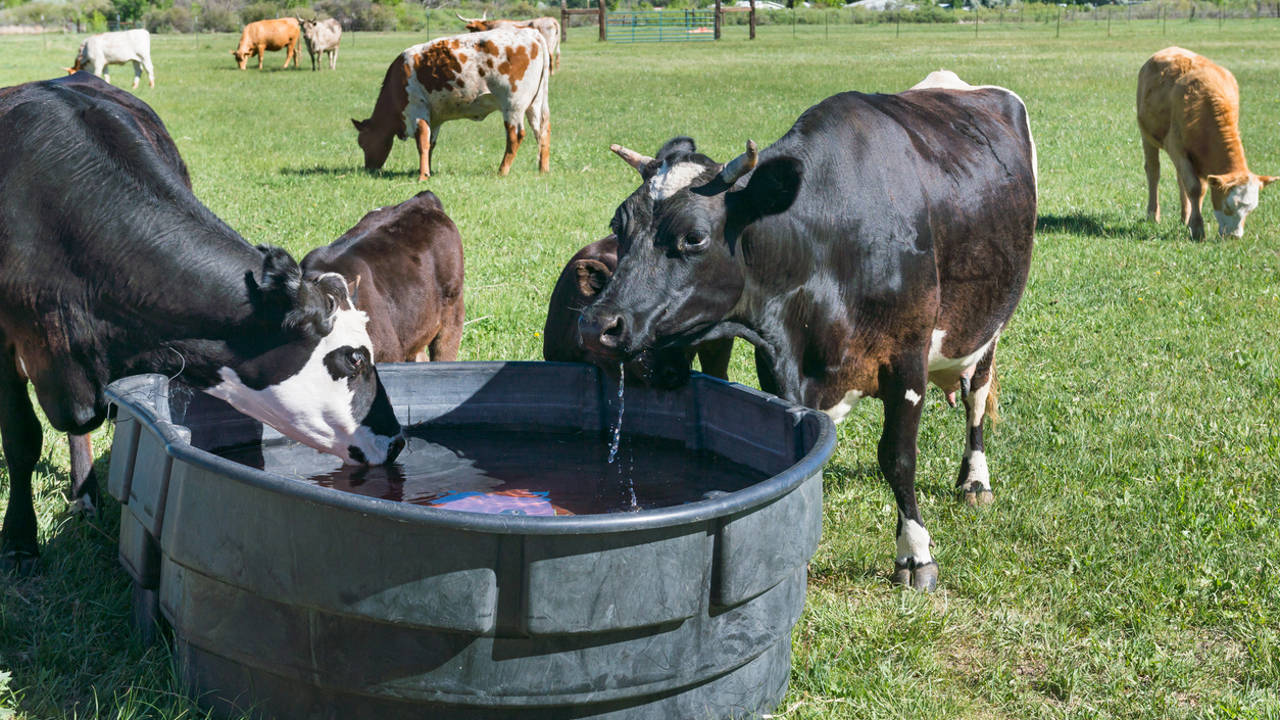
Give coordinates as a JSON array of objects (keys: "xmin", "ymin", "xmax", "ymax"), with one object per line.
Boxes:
[
  {"xmin": 255, "ymin": 246, "xmax": 303, "ymax": 297},
  {"xmin": 1258, "ymin": 175, "xmax": 1278, "ymax": 189},
  {"xmin": 726, "ymin": 155, "xmax": 803, "ymax": 226},
  {"xmin": 351, "ymin": 118, "xmax": 368, "ymax": 132},
  {"xmin": 347, "ymin": 275, "xmax": 362, "ymax": 307},
  {"xmin": 1206, "ymin": 174, "xmax": 1232, "ymax": 192},
  {"xmin": 574, "ymin": 259, "xmax": 611, "ymax": 297}
]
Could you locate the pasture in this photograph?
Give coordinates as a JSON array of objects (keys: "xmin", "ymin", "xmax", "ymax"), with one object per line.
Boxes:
[{"xmin": 2, "ymin": 18, "xmax": 1279, "ymax": 719}]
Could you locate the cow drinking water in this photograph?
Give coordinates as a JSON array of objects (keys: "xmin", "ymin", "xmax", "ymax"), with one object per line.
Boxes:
[
  {"xmin": 579, "ymin": 76, "xmax": 1037, "ymax": 591},
  {"xmin": 0, "ymin": 74, "xmax": 403, "ymax": 574}
]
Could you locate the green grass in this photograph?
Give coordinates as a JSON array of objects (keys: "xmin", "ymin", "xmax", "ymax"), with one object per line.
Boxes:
[{"xmin": 2, "ymin": 17, "xmax": 1280, "ymax": 719}]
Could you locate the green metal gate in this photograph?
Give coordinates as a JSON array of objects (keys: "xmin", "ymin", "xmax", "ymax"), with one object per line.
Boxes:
[{"xmin": 607, "ymin": 10, "xmax": 716, "ymax": 42}]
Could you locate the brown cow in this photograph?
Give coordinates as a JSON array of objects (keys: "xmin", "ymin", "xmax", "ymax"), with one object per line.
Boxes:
[
  {"xmin": 457, "ymin": 12, "xmax": 561, "ymax": 74},
  {"xmin": 232, "ymin": 18, "xmax": 301, "ymax": 71},
  {"xmin": 544, "ymin": 235, "xmax": 734, "ymax": 387},
  {"xmin": 1137, "ymin": 47, "xmax": 1276, "ymax": 239},
  {"xmin": 300, "ymin": 190, "xmax": 464, "ymax": 363},
  {"xmin": 351, "ymin": 28, "xmax": 551, "ymax": 181}
]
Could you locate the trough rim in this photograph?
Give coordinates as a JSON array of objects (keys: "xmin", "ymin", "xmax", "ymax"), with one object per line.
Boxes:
[{"xmin": 105, "ymin": 361, "xmax": 835, "ymax": 536}]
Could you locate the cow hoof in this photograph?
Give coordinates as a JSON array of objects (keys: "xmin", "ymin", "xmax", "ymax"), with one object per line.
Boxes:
[
  {"xmin": 69, "ymin": 494, "xmax": 98, "ymax": 517},
  {"xmin": 892, "ymin": 561, "xmax": 938, "ymax": 592},
  {"xmin": 0, "ymin": 549, "xmax": 39, "ymax": 577},
  {"xmin": 962, "ymin": 486, "xmax": 994, "ymax": 507},
  {"xmin": 417, "ymin": 173, "xmax": 431, "ymax": 182}
]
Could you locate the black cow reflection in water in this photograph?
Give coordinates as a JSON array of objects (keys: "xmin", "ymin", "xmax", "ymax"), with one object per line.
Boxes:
[{"xmin": 219, "ymin": 427, "xmax": 766, "ymax": 516}]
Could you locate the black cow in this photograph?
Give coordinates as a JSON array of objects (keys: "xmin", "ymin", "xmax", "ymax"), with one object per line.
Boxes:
[
  {"xmin": 0, "ymin": 74, "xmax": 404, "ymax": 574},
  {"xmin": 542, "ymin": 234, "xmax": 734, "ymax": 387},
  {"xmin": 580, "ymin": 75, "xmax": 1037, "ymax": 591}
]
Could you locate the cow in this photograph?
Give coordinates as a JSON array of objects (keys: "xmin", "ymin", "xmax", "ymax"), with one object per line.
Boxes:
[
  {"xmin": 351, "ymin": 27, "xmax": 551, "ymax": 181},
  {"xmin": 543, "ymin": 234, "xmax": 734, "ymax": 387},
  {"xmin": 299, "ymin": 17, "xmax": 342, "ymax": 71},
  {"xmin": 301, "ymin": 190, "xmax": 465, "ymax": 363},
  {"xmin": 578, "ymin": 73, "xmax": 1037, "ymax": 592},
  {"xmin": 0, "ymin": 74, "xmax": 404, "ymax": 574},
  {"xmin": 1137, "ymin": 47, "xmax": 1275, "ymax": 240},
  {"xmin": 232, "ymin": 18, "xmax": 301, "ymax": 71},
  {"xmin": 457, "ymin": 13, "xmax": 562, "ymax": 74},
  {"xmin": 65, "ymin": 28, "xmax": 155, "ymax": 89}
]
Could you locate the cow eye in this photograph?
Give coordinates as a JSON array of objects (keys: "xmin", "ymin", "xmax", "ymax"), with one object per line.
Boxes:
[
  {"xmin": 348, "ymin": 348, "xmax": 365, "ymax": 372},
  {"xmin": 680, "ymin": 234, "xmax": 710, "ymax": 254}
]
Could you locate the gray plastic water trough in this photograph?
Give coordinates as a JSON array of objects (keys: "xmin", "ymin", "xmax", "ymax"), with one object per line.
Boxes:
[{"xmin": 105, "ymin": 362, "xmax": 835, "ymax": 719}]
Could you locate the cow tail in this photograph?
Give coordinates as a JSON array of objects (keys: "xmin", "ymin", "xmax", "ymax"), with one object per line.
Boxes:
[{"xmin": 985, "ymin": 363, "xmax": 999, "ymax": 424}]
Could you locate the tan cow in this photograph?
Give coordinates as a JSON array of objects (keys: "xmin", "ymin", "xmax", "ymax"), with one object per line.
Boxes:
[
  {"xmin": 351, "ymin": 28, "xmax": 551, "ymax": 181},
  {"xmin": 300, "ymin": 17, "xmax": 342, "ymax": 71},
  {"xmin": 1137, "ymin": 46, "xmax": 1275, "ymax": 239},
  {"xmin": 232, "ymin": 18, "xmax": 301, "ymax": 70},
  {"xmin": 457, "ymin": 13, "xmax": 561, "ymax": 74}
]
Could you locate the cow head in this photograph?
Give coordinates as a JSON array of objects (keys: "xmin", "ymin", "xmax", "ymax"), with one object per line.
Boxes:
[
  {"xmin": 578, "ymin": 137, "xmax": 802, "ymax": 378},
  {"xmin": 456, "ymin": 11, "xmax": 491, "ymax": 31},
  {"xmin": 351, "ymin": 117, "xmax": 394, "ymax": 171},
  {"xmin": 208, "ymin": 247, "xmax": 404, "ymax": 466},
  {"xmin": 66, "ymin": 44, "xmax": 89, "ymax": 74},
  {"xmin": 1208, "ymin": 172, "xmax": 1277, "ymax": 238},
  {"xmin": 232, "ymin": 48, "xmax": 249, "ymax": 70}
]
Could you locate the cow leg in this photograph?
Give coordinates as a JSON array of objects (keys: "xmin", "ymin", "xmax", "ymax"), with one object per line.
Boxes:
[
  {"xmin": 415, "ymin": 118, "xmax": 432, "ymax": 181},
  {"xmin": 144, "ymin": 58, "xmax": 155, "ymax": 88},
  {"xmin": 498, "ymin": 122, "xmax": 524, "ymax": 176},
  {"xmin": 880, "ymin": 357, "xmax": 936, "ymax": 591},
  {"xmin": 695, "ymin": 337, "xmax": 733, "ymax": 380},
  {"xmin": 68, "ymin": 433, "xmax": 99, "ymax": 515},
  {"xmin": 526, "ymin": 97, "xmax": 551, "ymax": 173},
  {"xmin": 1143, "ymin": 138, "xmax": 1161, "ymax": 223},
  {"xmin": 1174, "ymin": 157, "xmax": 1206, "ymax": 240},
  {"xmin": 130, "ymin": 61, "xmax": 142, "ymax": 89},
  {"xmin": 0, "ymin": 352, "xmax": 43, "ymax": 575},
  {"xmin": 955, "ymin": 348, "xmax": 996, "ymax": 506},
  {"xmin": 257, "ymin": 47, "xmax": 264, "ymax": 70},
  {"xmin": 330, "ymin": 48, "xmax": 338, "ymax": 70},
  {"xmin": 428, "ymin": 300, "xmax": 465, "ymax": 362}
]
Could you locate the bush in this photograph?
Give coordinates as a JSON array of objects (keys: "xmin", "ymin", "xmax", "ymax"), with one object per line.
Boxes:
[
  {"xmin": 240, "ymin": 1, "xmax": 283, "ymax": 23},
  {"xmin": 198, "ymin": 4, "xmax": 240, "ymax": 29},
  {"xmin": 144, "ymin": 4, "xmax": 194, "ymax": 32}
]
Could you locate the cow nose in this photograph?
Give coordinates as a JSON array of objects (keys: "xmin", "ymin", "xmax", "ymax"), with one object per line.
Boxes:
[
  {"xmin": 348, "ymin": 445, "xmax": 368, "ymax": 465},
  {"xmin": 579, "ymin": 311, "xmax": 628, "ymax": 355},
  {"xmin": 386, "ymin": 435, "xmax": 406, "ymax": 463},
  {"xmin": 597, "ymin": 314, "xmax": 625, "ymax": 349}
]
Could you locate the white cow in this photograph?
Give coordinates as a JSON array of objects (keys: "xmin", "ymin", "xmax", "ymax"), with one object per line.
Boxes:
[
  {"xmin": 300, "ymin": 18, "xmax": 342, "ymax": 71},
  {"xmin": 66, "ymin": 29, "xmax": 155, "ymax": 89}
]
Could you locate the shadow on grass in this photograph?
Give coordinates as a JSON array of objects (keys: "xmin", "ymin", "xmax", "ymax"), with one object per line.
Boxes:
[{"xmin": 1036, "ymin": 213, "xmax": 1158, "ymax": 238}]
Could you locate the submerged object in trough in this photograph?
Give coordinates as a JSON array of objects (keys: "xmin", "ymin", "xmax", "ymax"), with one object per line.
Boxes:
[{"xmin": 105, "ymin": 361, "xmax": 835, "ymax": 719}]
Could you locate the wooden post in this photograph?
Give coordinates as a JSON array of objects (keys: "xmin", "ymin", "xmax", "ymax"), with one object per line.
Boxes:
[
  {"xmin": 1107, "ymin": 6, "xmax": 1111, "ymax": 35},
  {"xmin": 562, "ymin": 0, "xmax": 568, "ymax": 42},
  {"xmin": 1055, "ymin": 6, "xmax": 1060, "ymax": 37},
  {"xmin": 598, "ymin": 0, "xmax": 606, "ymax": 41},
  {"xmin": 749, "ymin": 0, "xmax": 756, "ymax": 38},
  {"xmin": 715, "ymin": 0, "xmax": 721, "ymax": 39}
]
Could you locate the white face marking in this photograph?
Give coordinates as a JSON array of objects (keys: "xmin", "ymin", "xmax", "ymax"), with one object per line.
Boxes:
[
  {"xmin": 896, "ymin": 512, "xmax": 933, "ymax": 566},
  {"xmin": 206, "ymin": 306, "xmax": 390, "ymax": 466},
  {"xmin": 823, "ymin": 389, "xmax": 864, "ymax": 424},
  {"xmin": 1215, "ymin": 179, "xmax": 1260, "ymax": 237},
  {"xmin": 904, "ymin": 388, "xmax": 922, "ymax": 406},
  {"xmin": 649, "ymin": 161, "xmax": 705, "ymax": 202}
]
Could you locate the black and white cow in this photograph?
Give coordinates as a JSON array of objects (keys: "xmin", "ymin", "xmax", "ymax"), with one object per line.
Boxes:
[
  {"xmin": 580, "ymin": 73, "xmax": 1037, "ymax": 591},
  {"xmin": 0, "ymin": 73, "xmax": 404, "ymax": 574}
]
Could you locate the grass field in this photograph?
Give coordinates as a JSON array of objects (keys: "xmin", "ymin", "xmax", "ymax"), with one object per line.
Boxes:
[{"xmin": 2, "ymin": 16, "xmax": 1280, "ymax": 719}]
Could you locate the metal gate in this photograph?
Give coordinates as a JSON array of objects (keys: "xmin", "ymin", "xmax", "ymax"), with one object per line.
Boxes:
[{"xmin": 607, "ymin": 10, "xmax": 716, "ymax": 42}]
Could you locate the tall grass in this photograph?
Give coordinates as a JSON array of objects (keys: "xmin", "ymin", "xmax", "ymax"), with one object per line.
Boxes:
[{"xmin": 2, "ymin": 17, "xmax": 1279, "ymax": 719}]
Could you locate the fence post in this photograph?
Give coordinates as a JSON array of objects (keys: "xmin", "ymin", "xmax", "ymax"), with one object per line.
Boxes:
[
  {"xmin": 598, "ymin": 0, "xmax": 606, "ymax": 41},
  {"xmin": 1055, "ymin": 6, "xmax": 1060, "ymax": 36},
  {"xmin": 715, "ymin": 0, "xmax": 722, "ymax": 39},
  {"xmin": 1107, "ymin": 6, "xmax": 1111, "ymax": 35},
  {"xmin": 1162, "ymin": 4, "xmax": 1166, "ymax": 33},
  {"xmin": 793, "ymin": 5, "xmax": 797, "ymax": 36},
  {"xmin": 561, "ymin": 0, "xmax": 568, "ymax": 43},
  {"xmin": 749, "ymin": 0, "xmax": 756, "ymax": 39},
  {"xmin": 825, "ymin": 9, "xmax": 828, "ymax": 39},
  {"xmin": 896, "ymin": 15, "xmax": 900, "ymax": 36}
]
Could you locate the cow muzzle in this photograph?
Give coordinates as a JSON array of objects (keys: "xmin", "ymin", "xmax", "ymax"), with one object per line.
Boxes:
[{"xmin": 578, "ymin": 310, "xmax": 630, "ymax": 359}]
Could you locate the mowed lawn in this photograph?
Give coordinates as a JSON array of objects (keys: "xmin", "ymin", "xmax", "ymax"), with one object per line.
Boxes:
[{"xmin": 2, "ymin": 17, "xmax": 1279, "ymax": 719}]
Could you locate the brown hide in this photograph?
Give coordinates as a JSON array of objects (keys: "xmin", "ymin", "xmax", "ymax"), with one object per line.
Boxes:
[
  {"xmin": 232, "ymin": 18, "xmax": 301, "ymax": 70},
  {"xmin": 301, "ymin": 190, "xmax": 465, "ymax": 362}
]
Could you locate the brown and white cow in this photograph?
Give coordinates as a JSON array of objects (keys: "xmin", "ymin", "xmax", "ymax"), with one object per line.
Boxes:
[
  {"xmin": 351, "ymin": 28, "xmax": 551, "ymax": 181},
  {"xmin": 300, "ymin": 17, "xmax": 342, "ymax": 71},
  {"xmin": 301, "ymin": 190, "xmax": 465, "ymax": 363},
  {"xmin": 543, "ymin": 234, "xmax": 733, "ymax": 387},
  {"xmin": 1137, "ymin": 47, "xmax": 1275, "ymax": 239},
  {"xmin": 457, "ymin": 13, "xmax": 561, "ymax": 74},
  {"xmin": 232, "ymin": 18, "xmax": 301, "ymax": 71}
]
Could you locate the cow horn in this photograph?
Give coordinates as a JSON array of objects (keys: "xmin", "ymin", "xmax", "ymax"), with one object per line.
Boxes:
[
  {"xmin": 610, "ymin": 144, "xmax": 654, "ymax": 173},
  {"xmin": 456, "ymin": 12, "xmax": 471, "ymax": 22},
  {"xmin": 717, "ymin": 140, "xmax": 758, "ymax": 186},
  {"xmin": 481, "ymin": 9, "xmax": 488, "ymax": 20}
]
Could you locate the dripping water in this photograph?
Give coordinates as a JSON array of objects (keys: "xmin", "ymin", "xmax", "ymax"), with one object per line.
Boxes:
[{"xmin": 606, "ymin": 363, "xmax": 638, "ymax": 511}]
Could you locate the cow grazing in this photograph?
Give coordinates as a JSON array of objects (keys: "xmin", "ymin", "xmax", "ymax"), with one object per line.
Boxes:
[
  {"xmin": 301, "ymin": 190, "xmax": 465, "ymax": 363},
  {"xmin": 457, "ymin": 12, "xmax": 561, "ymax": 74},
  {"xmin": 351, "ymin": 28, "xmax": 551, "ymax": 181},
  {"xmin": 232, "ymin": 18, "xmax": 301, "ymax": 70},
  {"xmin": 579, "ymin": 74, "xmax": 1037, "ymax": 591},
  {"xmin": 543, "ymin": 234, "xmax": 733, "ymax": 387},
  {"xmin": 300, "ymin": 17, "xmax": 342, "ymax": 71},
  {"xmin": 66, "ymin": 28, "xmax": 155, "ymax": 89},
  {"xmin": 0, "ymin": 74, "xmax": 404, "ymax": 574},
  {"xmin": 1137, "ymin": 47, "xmax": 1276, "ymax": 239}
]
